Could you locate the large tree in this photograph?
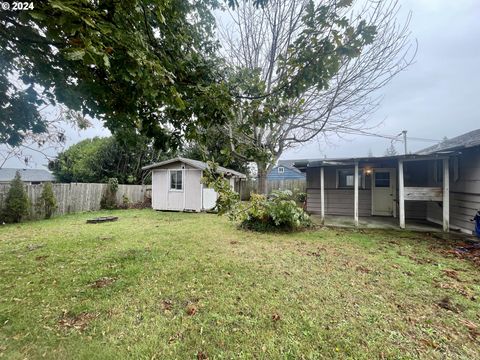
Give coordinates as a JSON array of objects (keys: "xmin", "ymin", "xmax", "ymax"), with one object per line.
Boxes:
[
  {"xmin": 217, "ymin": 0, "xmax": 415, "ymax": 193},
  {"xmin": 0, "ymin": 0, "xmax": 232, "ymax": 150}
]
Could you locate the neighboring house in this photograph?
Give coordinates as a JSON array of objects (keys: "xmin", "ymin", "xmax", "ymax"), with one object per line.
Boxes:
[
  {"xmin": 0, "ymin": 168, "xmax": 55, "ymax": 185},
  {"xmin": 142, "ymin": 157, "xmax": 246, "ymax": 212},
  {"xmin": 295, "ymin": 128, "xmax": 480, "ymax": 234},
  {"xmin": 267, "ymin": 160, "xmax": 306, "ymax": 181}
]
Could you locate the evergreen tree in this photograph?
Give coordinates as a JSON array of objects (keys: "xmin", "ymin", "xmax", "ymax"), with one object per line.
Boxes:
[
  {"xmin": 37, "ymin": 182, "xmax": 57, "ymax": 219},
  {"xmin": 3, "ymin": 171, "xmax": 29, "ymax": 223}
]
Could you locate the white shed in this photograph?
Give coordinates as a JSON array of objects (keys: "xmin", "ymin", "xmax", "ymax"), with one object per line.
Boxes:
[{"xmin": 142, "ymin": 157, "xmax": 246, "ymax": 212}]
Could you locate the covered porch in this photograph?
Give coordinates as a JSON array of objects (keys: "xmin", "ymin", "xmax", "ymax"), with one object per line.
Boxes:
[{"xmin": 298, "ymin": 154, "xmax": 454, "ymax": 232}]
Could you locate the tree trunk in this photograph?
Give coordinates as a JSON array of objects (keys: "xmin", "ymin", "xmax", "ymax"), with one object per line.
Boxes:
[{"xmin": 257, "ymin": 162, "xmax": 268, "ymax": 195}]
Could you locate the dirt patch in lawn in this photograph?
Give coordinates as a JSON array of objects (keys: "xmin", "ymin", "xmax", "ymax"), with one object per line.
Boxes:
[
  {"xmin": 58, "ymin": 311, "xmax": 96, "ymax": 331},
  {"xmin": 90, "ymin": 277, "xmax": 116, "ymax": 288}
]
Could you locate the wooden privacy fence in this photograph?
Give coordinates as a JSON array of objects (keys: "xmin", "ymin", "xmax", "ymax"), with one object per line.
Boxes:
[
  {"xmin": 239, "ymin": 178, "xmax": 306, "ymax": 200},
  {"xmin": 0, "ymin": 183, "xmax": 151, "ymax": 219}
]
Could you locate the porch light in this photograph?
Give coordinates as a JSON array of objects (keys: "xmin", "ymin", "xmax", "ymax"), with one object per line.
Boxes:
[{"xmin": 364, "ymin": 168, "xmax": 373, "ymax": 176}]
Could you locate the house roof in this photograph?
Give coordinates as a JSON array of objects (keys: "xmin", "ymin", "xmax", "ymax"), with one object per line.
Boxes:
[
  {"xmin": 142, "ymin": 157, "xmax": 246, "ymax": 178},
  {"xmin": 0, "ymin": 168, "xmax": 55, "ymax": 183},
  {"xmin": 293, "ymin": 153, "xmax": 453, "ymax": 170},
  {"xmin": 417, "ymin": 128, "xmax": 480, "ymax": 155}
]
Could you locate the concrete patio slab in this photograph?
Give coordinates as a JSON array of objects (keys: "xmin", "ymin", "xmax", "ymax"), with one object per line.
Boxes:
[{"xmin": 311, "ymin": 215, "xmax": 443, "ymax": 232}]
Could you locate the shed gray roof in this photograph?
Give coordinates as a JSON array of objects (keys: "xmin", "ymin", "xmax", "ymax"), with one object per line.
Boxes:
[
  {"xmin": 0, "ymin": 168, "xmax": 55, "ymax": 182},
  {"xmin": 417, "ymin": 128, "xmax": 480, "ymax": 155},
  {"xmin": 142, "ymin": 157, "xmax": 246, "ymax": 178}
]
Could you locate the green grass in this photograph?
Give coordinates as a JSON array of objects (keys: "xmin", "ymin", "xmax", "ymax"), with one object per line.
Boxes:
[{"xmin": 0, "ymin": 209, "xmax": 479, "ymax": 359}]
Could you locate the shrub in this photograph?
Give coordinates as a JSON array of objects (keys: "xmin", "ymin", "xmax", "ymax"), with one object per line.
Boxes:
[
  {"xmin": 100, "ymin": 178, "xmax": 119, "ymax": 209},
  {"xmin": 239, "ymin": 190, "xmax": 312, "ymax": 232},
  {"xmin": 3, "ymin": 171, "xmax": 29, "ymax": 223},
  {"xmin": 202, "ymin": 163, "xmax": 311, "ymax": 232},
  {"xmin": 37, "ymin": 182, "xmax": 57, "ymax": 219},
  {"xmin": 295, "ymin": 191, "xmax": 307, "ymax": 203}
]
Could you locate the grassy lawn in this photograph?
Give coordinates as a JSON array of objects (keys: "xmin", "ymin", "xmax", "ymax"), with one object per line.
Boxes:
[{"xmin": 0, "ymin": 209, "xmax": 479, "ymax": 359}]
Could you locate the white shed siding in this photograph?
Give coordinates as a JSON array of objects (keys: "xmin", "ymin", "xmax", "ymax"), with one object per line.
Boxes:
[
  {"xmin": 185, "ymin": 169, "xmax": 202, "ymax": 211},
  {"xmin": 151, "ymin": 164, "xmax": 204, "ymax": 212},
  {"xmin": 151, "ymin": 169, "xmax": 167, "ymax": 210}
]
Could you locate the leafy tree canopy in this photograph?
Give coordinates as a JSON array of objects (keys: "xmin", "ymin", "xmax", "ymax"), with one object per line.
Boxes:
[
  {"xmin": 48, "ymin": 134, "xmax": 173, "ymax": 184},
  {"xmin": 1, "ymin": 0, "xmax": 233, "ymax": 148}
]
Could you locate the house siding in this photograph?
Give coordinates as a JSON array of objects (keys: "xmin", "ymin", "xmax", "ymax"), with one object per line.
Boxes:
[
  {"xmin": 427, "ymin": 148, "xmax": 480, "ymax": 233},
  {"xmin": 268, "ymin": 166, "xmax": 305, "ymax": 181}
]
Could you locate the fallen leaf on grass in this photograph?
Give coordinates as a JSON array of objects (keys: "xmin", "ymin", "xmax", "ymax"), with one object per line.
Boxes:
[
  {"xmin": 443, "ymin": 269, "xmax": 462, "ymax": 282},
  {"xmin": 162, "ymin": 300, "xmax": 173, "ymax": 311},
  {"xmin": 271, "ymin": 312, "xmax": 281, "ymax": 322},
  {"xmin": 197, "ymin": 351, "xmax": 208, "ymax": 359},
  {"xmin": 356, "ymin": 265, "xmax": 371, "ymax": 274},
  {"xmin": 186, "ymin": 304, "xmax": 197, "ymax": 316},
  {"xmin": 460, "ymin": 319, "xmax": 480, "ymax": 340},
  {"xmin": 168, "ymin": 332, "xmax": 183, "ymax": 343}
]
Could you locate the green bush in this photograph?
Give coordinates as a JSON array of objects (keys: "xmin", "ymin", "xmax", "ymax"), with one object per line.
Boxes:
[
  {"xmin": 295, "ymin": 191, "xmax": 307, "ymax": 203},
  {"xmin": 100, "ymin": 178, "xmax": 119, "ymax": 209},
  {"xmin": 239, "ymin": 190, "xmax": 312, "ymax": 232},
  {"xmin": 3, "ymin": 171, "xmax": 29, "ymax": 223},
  {"xmin": 201, "ymin": 162, "xmax": 311, "ymax": 232},
  {"xmin": 37, "ymin": 182, "xmax": 57, "ymax": 219}
]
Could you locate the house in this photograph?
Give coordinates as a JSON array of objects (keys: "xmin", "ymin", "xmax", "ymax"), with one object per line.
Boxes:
[
  {"xmin": 0, "ymin": 168, "xmax": 55, "ymax": 185},
  {"xmin": 142, "ymin": 157, "xmax": 246, "ymax": 212},
  {"xmin": 295, "ymin": 128, "xmax": 480, "ymax": 234},
  {"xmin": 267, "ymin": 160, "xmax": 306, "ymax": 181}
]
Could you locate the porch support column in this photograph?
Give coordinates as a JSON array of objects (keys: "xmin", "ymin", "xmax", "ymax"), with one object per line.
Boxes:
[
  {"xmin": 443, "ymin": 158, "xmax": 450, "ymax": 232},
  {"xmin": 320, "ymin": 167, "xmax": 325, "ymax": 225},
  {"xmin": 354, "ymin": 162, "xmax": 359, "ymax": 227},
  {"xmin": 398, "ymin": 160, "xmax": 405, "ymax": 229}
]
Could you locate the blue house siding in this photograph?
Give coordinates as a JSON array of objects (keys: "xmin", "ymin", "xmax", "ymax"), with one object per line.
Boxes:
[{"xmin": 267, "ymin": 166, "xmax": 306, "ymax": 181}]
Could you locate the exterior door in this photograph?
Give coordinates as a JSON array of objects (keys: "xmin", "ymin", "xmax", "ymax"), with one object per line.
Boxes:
[{"xmin": 372, "ymin": 168, "xmax": 396, "ymax": 216}]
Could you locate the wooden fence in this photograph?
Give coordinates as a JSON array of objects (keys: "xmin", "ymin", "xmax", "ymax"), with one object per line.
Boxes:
[
  {"xmin": 0, "ymin": 183, "xmax": 151, "ymax": 219},
  {"xmin": 239, "ymin": 178, "xmax": 306, "ymax": 200}
]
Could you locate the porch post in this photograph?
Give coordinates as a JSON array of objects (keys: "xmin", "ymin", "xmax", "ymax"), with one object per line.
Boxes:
[
  {"xmin": 354, "ymin": 162, "xmax": 359, "ymax": 227},
  {"xmin": 443, "ymin": 158, "xmax": 450, "ymax": 232},
  {"xmin": 320, "ymin": 167, "xmax": 325, "ymax": 225},
  {"xmin": 398, "ymin": 160, "xmax": 405, "ymax": 229}
]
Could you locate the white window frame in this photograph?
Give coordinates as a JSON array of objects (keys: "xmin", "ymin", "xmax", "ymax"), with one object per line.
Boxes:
[
  {"xmin": 278, "ymin": 166, "xmax": 285, "ymax": 174},
  {"xmin": 336, "ymin": 168, "xmax": 364, "ymax": 189},
  {"xmin": 169, "ymin": 169, "xmax": 184, "ymax": 191}
]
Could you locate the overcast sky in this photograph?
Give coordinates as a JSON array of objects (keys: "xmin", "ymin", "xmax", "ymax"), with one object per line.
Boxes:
[
  {"xmin": 3, "ymin": 0, "xmax": 480, "ymax": 169},
  {"xmin": 285, "ymin": 0, "xmax": 480, "ymax": 159}
]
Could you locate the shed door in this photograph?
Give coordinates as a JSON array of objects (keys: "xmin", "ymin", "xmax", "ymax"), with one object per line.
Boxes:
[{"xmin": 372, "ymin": 168, "xmax": 396, "ymax": 216}]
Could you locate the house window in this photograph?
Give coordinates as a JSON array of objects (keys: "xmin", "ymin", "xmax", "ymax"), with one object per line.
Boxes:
[
  {"xmin": 278, "ymin": 167, "xmax": 285, "ymax": 174},
  {"xmin": 337, "ymin": 169, "xmax": 363, "ymax": 188},
  {"xmin": 170, "ymin": 170, "xmax": 183, "ymax": 190},
  {"xmin": 434, "ymin": 160, "xmax": 443, "ymax": 184},
  {"xmin": 451, "ymin": 157, "xmax": 459, "ymax": 182},
  {"xmin": 374, "ymin": 172, "xmax": 390, "ymax": 188}
]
